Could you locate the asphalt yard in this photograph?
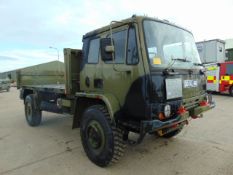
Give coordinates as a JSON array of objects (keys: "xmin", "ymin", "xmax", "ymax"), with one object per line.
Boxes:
[{"xmin": 0, "ymin": 88, "xmax": 233, "ymax": 175}]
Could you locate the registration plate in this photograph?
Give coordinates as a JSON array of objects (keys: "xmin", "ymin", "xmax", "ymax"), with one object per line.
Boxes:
[{"xmin": 184, "ymin": 80, "xmax": 198, "ymax": 88}]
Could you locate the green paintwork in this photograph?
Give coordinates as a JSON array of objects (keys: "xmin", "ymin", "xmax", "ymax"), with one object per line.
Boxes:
[
  {"xmin": 78, "ymin": 15, "xmax": 214, "ymax": 122},
  {"xmin": 64, "ymin": 48, "xmax": 82, "ymax": 95},
  {"xmin": 180, "ymin": 111, "xmax": 189, "ymax": 120},
  {"xmin": 190, "ymin": 104, "xmax": 214, "ymax": 116},
  {"xmin": 17, "ymin": 61, "xmax": 65, "ymax": 88},
  {"xmin": 61, "ymin": 99, "xmax": 71, "ymax": 107},
  {"xmin": 76, "ymin": 92, "xmax": 120, "ymax": 122},
  {"xmin": 182, "ymin": 74, "xmax": 206, "ymax": 100},
  {"xmin": 183, "ymin": 94, "xmax": 205, "ymax": 109},
  {"xmin": 80, "ymin": 16, "xmax": 203, "ymax": 115},
  {"xmin": 80, "ymin": 18, "xmax": 146, "ymax": 113}
]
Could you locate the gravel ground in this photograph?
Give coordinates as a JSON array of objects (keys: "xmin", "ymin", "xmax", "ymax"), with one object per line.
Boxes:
[{"xmin": 0, "ymin": 88, "xmax": 233, "ymax": 175}]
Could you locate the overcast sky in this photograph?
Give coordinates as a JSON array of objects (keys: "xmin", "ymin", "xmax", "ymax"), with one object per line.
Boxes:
[{"xmin": 0, "ymin": 0, "xmax": 232, "ymax": 72}]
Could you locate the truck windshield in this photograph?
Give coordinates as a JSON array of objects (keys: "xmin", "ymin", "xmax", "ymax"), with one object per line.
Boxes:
[{"xmin": 143, "ymin": 20, "xmax": 201, "ymax": 69}]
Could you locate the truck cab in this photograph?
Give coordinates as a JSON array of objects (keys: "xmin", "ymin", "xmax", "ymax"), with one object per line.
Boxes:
[
  {"xmin": 79, "ymin": 16, "xmax": 214, "ymax": 133},
  {"xmin": 69, "ymin": 16, "xmax": 214, "ymax": 166}
]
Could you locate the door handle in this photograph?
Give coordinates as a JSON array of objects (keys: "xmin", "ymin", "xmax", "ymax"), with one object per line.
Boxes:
[{"xmin": 126, "ymin": 70, "xmax": 131, "ymax": 75}]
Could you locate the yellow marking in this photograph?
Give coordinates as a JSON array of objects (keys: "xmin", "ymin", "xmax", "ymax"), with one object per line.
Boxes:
[
  {"xmin": 213, "ymin": 80, "xmax": 217, "ymax": 84},
  {"xmin": 221, "ymin": 76, "xmax": 230, "ymax": 81},
  {"xmin": 153, "ymin": 57, "xmax": 161, "ymax": 65},
  {"xmin": 207, "ymin": 76, "xmax": 214, "ymax": 81},
  {"xmin": 230, "ymin": 80, "xmax": 233, "ymax": 85},
  {"xmin": 207, "ymin": 66, "xmax": 217, "ymax": 71}
]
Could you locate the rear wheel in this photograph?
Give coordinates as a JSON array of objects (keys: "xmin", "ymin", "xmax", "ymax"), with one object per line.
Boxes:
[
  {"xmin": 24, "ymin": 94, "xmax": 42, "ymax": 126},
  {"xmin": 80, "ymin": 105, "xmax": 126, "ymax": 167}
]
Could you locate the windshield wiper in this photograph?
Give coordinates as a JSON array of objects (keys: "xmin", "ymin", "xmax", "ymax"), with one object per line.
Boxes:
[
  {"xmin": 163, "ymin": 57, "xmax": 192, "ymax": 75},
  {"xmin": 193, "ymin": 62, "xmax": 203, "ymax": 66},
  {"xmin": 171, "ymin": 58, "xmax": 191, "ymax": 62},
  {"xmin": 163, "ymin": 57, "xmax": 188, "ymax": 75}
]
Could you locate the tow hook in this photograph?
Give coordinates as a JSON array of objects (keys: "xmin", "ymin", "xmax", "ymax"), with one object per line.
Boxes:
[
  {"xmin": 191, "ymin": 114, "xmax": 203, "ymax": 119},
  {"xmin": 127, "ymin": 132, "xmax": 146, "ymax": 145},
  {"xmin": 157, "ymin": 120, "xmax": 188, "ymax": 136}
]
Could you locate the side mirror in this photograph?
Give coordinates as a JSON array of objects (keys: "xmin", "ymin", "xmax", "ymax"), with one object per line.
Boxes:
[{"xmin": 100, "ymin": 38, "xmax": 114, "ymax": 61}]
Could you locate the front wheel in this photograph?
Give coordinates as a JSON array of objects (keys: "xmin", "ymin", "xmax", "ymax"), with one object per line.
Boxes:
[
  {"xmin": 24, "ymin": 94, "xmax": 42, "ymax": 126},
  {"xmin": 80, "ymin": 105, "xmax": 126, "ymax": 167}
]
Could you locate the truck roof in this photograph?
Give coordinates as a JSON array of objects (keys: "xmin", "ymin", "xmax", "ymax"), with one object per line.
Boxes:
[
  {"xmin": 196, "ymin": 39, "xmax": 225, "ymax": 44},
  {"xmin": 83, "ymin": 15, "xmax": 192, "ymax": 39}
]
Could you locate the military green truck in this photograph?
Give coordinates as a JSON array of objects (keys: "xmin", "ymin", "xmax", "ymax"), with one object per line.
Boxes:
[
  {"xmin": 0, "ymin": 79, "xmax": 10, "ymax": 92},
  {"xmin": 17, "ymin": 15, "xmax": 215, "ymax": 167}
]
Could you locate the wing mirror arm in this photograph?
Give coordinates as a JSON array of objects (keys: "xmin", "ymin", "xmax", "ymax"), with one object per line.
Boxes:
[{"xmin": 100, "ymin": 38, "xmax": 115, "ymax": 61}]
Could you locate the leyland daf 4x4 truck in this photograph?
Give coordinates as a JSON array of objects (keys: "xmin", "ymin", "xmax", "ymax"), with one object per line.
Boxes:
[
  {"xmin": 17, "ymin": 15, "xmax": 215, "ymax": 167},
  {"xmin": 0, "ymin": 79, "xmax": 10, "ymax": 92}
]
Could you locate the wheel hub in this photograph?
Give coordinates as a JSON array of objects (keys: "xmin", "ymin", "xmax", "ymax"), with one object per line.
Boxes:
[
  {"xmin": 86, "ymin": 121, "xmax": 105, "ymax": 151},
  {"xmin": 26, "ymin": 103, "xmax": 32, "ymax": 121}
]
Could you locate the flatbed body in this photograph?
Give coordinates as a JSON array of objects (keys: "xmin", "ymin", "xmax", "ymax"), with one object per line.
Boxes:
[
  {"xmin": 17, "ymin": 49, "xmax": 82, "ymax": 115},
  {"xmin": 21, "ymin": 84, "xmax": 65, "ymax": 94}
]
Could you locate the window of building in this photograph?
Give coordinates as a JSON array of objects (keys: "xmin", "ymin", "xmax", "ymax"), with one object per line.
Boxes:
[{"xmin": 219, "ymin": 47, "xmax": 223, "ymax": 52}]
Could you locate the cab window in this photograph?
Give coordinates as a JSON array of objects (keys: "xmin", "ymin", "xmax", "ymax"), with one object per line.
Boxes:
[
  {"xmin": 107, "ymin": 30, "xmax": 127, "ymax": 64},
  {"xmin": 127, "ymin": 27, "xmax": 139, "ymax": 65},
  {"xmin": 87, "ymin": 38, "xmax": 100, "ymax": 63}
]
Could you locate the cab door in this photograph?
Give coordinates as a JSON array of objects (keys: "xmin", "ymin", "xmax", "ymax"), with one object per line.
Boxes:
[
  {"xmin": 101, "ymin": 25, "xmax": 145, "ymax": 113},
  {"xmin": 80, "ymin": 37, "xmax": 102, "ymax": 92}
]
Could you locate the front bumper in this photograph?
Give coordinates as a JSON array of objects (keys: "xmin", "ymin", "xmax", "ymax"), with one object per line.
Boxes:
[{"xmin": 141, "ymin": 101, "xmax": 215, "ymax": 134}]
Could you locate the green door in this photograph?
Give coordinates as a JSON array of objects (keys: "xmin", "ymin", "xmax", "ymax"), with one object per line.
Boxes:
[
  {"xmin": 101, "ymin": 25, "xmax": 143, "ymax": 107},
  {"xmin": 81, "ymin": 37, "xmax": 102, "ymax": 91}
]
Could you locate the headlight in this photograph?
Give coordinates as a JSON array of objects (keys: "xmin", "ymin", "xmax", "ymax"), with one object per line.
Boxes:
[{"xmin": 164, "ymin": 104, "xmax": 171, "ymax": 118}]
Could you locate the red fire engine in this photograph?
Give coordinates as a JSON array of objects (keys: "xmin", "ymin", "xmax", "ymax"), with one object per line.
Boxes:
[{"xmin": 206, "ymin": 61, "xmax": 233, "ymax": 96}]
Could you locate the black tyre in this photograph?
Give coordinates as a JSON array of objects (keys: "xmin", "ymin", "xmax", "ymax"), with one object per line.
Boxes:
[
  {"xmin": 24, "ymin": 94, "xmax": 42, "ymax": 126},
  {"xmin": 229, "ymin": 86, "xmax": 233, "ymax": 97},
  {"xmin": 80, "ymin": 105, "xmax": 126, "ymax": 167}
]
